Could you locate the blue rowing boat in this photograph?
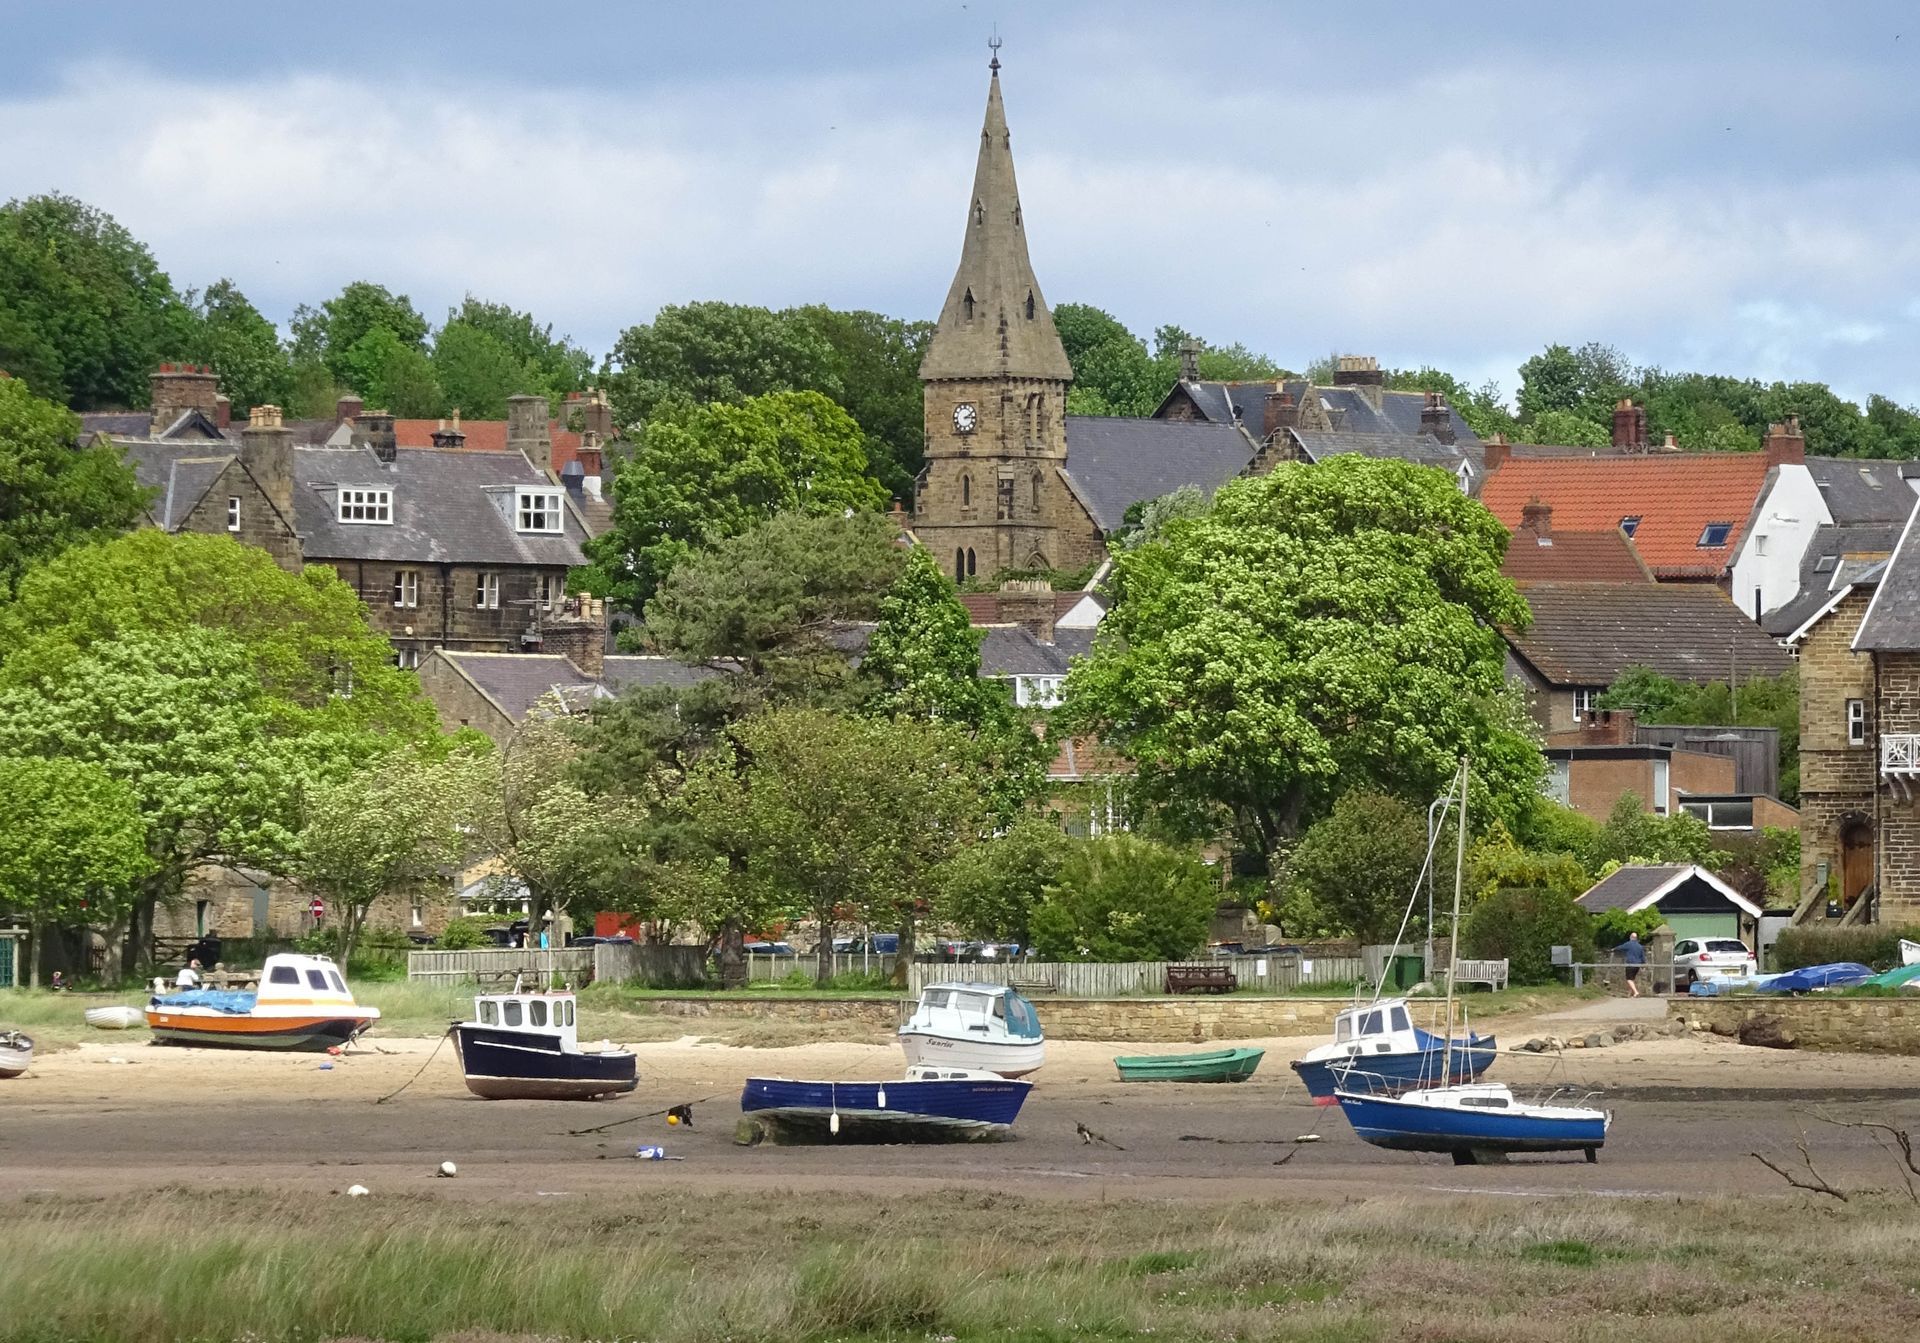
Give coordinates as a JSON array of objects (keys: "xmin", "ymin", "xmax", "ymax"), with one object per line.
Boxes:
[{"xmin": 740, "ymin": 1066, "xmax": 1032, "ymax": 1143}]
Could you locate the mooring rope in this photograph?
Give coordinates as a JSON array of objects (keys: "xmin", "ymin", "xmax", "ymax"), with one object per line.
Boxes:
[{"xmin": 373, "ymin": 1026, "xmax": 453, "ymax": 1105}]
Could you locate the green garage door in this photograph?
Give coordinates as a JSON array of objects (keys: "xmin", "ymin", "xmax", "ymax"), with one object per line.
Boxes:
[{"xmin": 1666, "ymin": 913, "xmax": 1740, "ymax": 945}]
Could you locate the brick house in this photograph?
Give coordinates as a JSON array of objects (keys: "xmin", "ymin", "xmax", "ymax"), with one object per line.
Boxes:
[{"xmin": 1786, "ymin": 502, "xmax": 1920, "ymax": 924}]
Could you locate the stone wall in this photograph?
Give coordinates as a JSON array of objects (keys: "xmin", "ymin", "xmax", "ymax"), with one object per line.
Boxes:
[
  {"xmin": 639, "ymin": 995, "xmax": 1346, "ymax": 1042},
  {"xmin": 916, "ymin": 376, "xmax": 1078, "ymax": 580},
  {"xmin": 417, "ymin": 652, "xmax": 513, "ymax": 739},
  {"xmin": 314, "ymin": 558, "xmax": 570, "ymax": 656},
  {"xmin": 1686, "ymin": 997, "xmax": 1920, "ymax": 1054},
  {"xmin": 174, "ymin": 459, "xmax": 302, "ymax": 572},
  {"xmin": 1798, "ymin": 587, "xmax": 1877, "ymax": 910}
]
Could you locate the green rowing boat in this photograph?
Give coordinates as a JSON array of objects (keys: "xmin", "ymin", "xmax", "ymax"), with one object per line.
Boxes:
[{"xmin": 1113, "ymin": 1047, "xmax": 1265, "ymax": 1083}]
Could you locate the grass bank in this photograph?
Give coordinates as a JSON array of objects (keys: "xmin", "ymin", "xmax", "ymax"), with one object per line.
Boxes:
[{"xmin": 4, "ymin": 1186, "xmax": 1919, "ymax": 1342}]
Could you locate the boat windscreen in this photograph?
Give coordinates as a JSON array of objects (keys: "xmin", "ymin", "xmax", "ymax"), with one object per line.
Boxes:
[
  {"xmin": 1002, "ymin": 992, "xmax": 1042, "ymax": 1039},
  {"xmin": 306, "ymin": 969, "xmax": 329, "ymax": 990},
  {"xmin": 530, "ymin": 1000, "xmax": 548, "ymax": 1027},
  {"xmin": 328, "ymin": 972, "xmax": 346, "ymax": 994},
  {"xmin": 504, "ymin": 1000, "xmax": 523, "ymax": 1027},
  {"xmin": 479, "ymin": 1000, "xmax": 498, "ymax": 1025},
  {"xmin": 922, "ymin": 988, "xmax": 951, "ymax": 1010}
]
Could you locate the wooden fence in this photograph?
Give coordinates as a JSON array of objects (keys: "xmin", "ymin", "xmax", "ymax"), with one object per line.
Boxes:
[
  {"xmin": 406, "ymin": 944, "xmax": 708, "ymax": 988},
  {"xmin": 905, "ymin": 955, "xmax": 1363, "ymax": 998},
  {"xmin": 743, "ymin": 953, "xmax": 898, "ymax": 982}
]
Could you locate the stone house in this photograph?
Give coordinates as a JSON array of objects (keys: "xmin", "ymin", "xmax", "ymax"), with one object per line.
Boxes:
[{"xmin": 418, "ymin": 639, "xmax": 718, "ymax": 743}]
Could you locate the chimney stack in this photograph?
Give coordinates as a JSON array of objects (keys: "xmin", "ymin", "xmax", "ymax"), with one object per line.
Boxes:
[
  {"xmin": 1331, "ymin": 355, "xmax": 1385, "ymax": 411},
  {"xmin": 1661, "ymin": 431, "xmax": 1679, "ymax": 451},
  {"xmin": 996, "ymin": 578, "xmax": 1057, "ymax": 644},
  {"xmin": 1484, "ymin": 432, "xmax": 1510, "ymax": 472},
  {"xmin": 540, "ymin": 593, "xmax": 607, "ymax": 679},
  {"xmin": 149, "ymin": 362, "xmax": 223, "ymax": 436},
  {"xmin": 507, "ymin": 393, "xmax": 553, "ymax": 476},
  {"xmin": 575, "ymin": 429, "xmax": 604, "ymax": 488},
  {"xmin": 240, "ymin": 404, "xmax": 295, "ymax": 533},
  {"xmin": 1419, "ymin": 390, "xmax": 1456, "ymax": 445},
  {"xmin": 430, "ymin": 416, "xmax": 467, "ymax": 450},
  {"xmin": 1611, "ymin": 398, "xmax": 1648, "ymax": 452},
  {"xmin": 1765, "ymin": 415, "xmax": 1806, "ymax": 468},
  {"xmin": 1263, "ymin": 388, "xmax": 1302, "ymax": 440},
  {"xmin": 335, "ymin": 394, "xmax": 364, "ymax": 424},
  {"xmin": 1176, "ymin": 339, "xmax": 1202, "ymax": 383},
  {"xmin": 1519, "ymin": 497, "xmax": 1552, "ymax": 538},
  {"xmin": 564, "ymin": 387, "xmax": 615, "ymax": 440},
  {"xmin": 355, "ymin": 409, "xmax": 398, "ymax": 463}
]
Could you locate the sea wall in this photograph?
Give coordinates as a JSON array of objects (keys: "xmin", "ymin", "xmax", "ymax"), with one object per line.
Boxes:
[
  {"xmin": 1684, "ymin": 997, "xmax": 1920, "ymax": 1053},
  {"xmin": 641, "ymin": 995, "xmax": 1347, "ymax": 1042}
]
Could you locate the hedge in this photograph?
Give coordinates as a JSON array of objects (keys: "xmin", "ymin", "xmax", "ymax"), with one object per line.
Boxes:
[{"xmin": 1771, "ymin": 925, "xmax": 1920, "ymax": 972}]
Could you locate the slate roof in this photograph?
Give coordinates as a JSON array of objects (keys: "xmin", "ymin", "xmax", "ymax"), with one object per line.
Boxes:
[
  {"xmin": 1506, "ymin": 582, "xmax": 1795, "ymax": 687},
  {"xmin": 1060, "ymin": 416, "xmax": 1253, "ymax": 532},
  {"xmin": 1851, "ymin": 506, "xmax": 1920, "ymax": 651},
  {"xmin": 1288, "ymin": 428, "xmax": 1470, "ymax": 475},
  {"xmin": 1575, "ymin": 864, "xmax": 1759, "ymax": 917},
  {"xmin": 78, "ymin": 412, "xmax": 154, "ymax": 437},
  {"xmin": 1481, "ymin": 455, "xmax": 1771, "ymax": 579},
  {"xmin": 1805, "ymin": 456, "xmax": 1920, "ymax": 525},
  {"xmin": 290, "ymin": 446, "xmax": 588, "ymax": 567},
  {"xmin": 440, "ymin": 652, "xmax": 719, "ymax": 723},
  {"xmin": 1500, "ymin": 527, "xmax": 1652, "ymax": 584},
  {"xmin": 1162, "ymin": 379, "xmax": 1483, "ymax": 450},
  {"xmin": 1761, "ymin": 522, "xmax": 1900, "ymax": 636},
  {"xmin": 977, "ymin": 626, "xmax": 1076, "ymax": 676}
]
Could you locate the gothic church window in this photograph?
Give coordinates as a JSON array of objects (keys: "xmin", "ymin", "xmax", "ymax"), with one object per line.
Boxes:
[
  {"xmin": 955, "ymin": 549, "xmax": 966, "ymax": 582},
  {"xmin": 966, "ymin": 548, "xmax": 977, "ymax": 577},
  {"xmin": 962, "ymin": 473, "xmax": 972, "ymax": 506},
  {"xmin": 1025, "ymin": 290, "xmax": 1035, "ymax": 320},
  {"xmin": 963, "ymin": 288, "xmax": 975, "ymax": 320},
  {"xmin": 974, "ymin": 199, "xmax": 984, "ymax": 225}
]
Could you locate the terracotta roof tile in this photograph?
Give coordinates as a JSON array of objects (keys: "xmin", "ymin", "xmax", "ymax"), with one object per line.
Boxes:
[
  {"xmin": 1500, "ymin": 527, "xmax": 1653, "ymax": 583},
  {"xmin": 1482, "ymin": 455, "xmax": 1770, "ymax": 579},
  {"xmin": 391, "ymin": 419, "xmax": 590, "ymax": 475}
]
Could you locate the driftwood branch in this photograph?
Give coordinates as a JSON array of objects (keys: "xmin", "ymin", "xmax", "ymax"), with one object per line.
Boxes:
[
  {"xmin": 1077, "ymin": 1122, "xmax": 1126, "ymax": 1150},
  {"xmin": 1813, "ymin": 1110, "xmax": 1920, "ymax": 1204},
  {"xmin": 1749, "ymin": 1132, "xmax": 1850, "ymax": 1202}
]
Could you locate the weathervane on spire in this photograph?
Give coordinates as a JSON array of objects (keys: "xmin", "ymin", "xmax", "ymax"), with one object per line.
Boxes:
[{"xmin": 988, "ymin": 29, "xmax": 1001, "ymax": 74}]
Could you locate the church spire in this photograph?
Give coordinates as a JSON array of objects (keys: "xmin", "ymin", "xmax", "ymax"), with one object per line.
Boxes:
[{"xmin": 919, "ymin": 49, "xmax": 1073, "ymax": 384}]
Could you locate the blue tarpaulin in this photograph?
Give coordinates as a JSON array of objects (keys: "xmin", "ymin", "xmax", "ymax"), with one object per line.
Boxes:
[{"xmin": 150, "ymin": 989, "xmax": 257, "ymax": 1014}]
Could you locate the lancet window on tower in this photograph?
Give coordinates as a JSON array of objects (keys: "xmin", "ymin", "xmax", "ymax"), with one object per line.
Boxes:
[
  {"xmin": 1025, "ymin": 290, "xmax": 1035, "ymax": 320},
  {"xmin": 961, "ymin": 473, "xmax": 972, "ymax": 506},
  {"xmin": 1031, "ymin": 471, "xmax": 1043, "ymax": 511},
  {"xmin": 973, "ymin": 199, "xmax": 984, "ymax": 225},
  {"xmin": 963, "ymin": 288, "xmax": 975, "ymax": 320}
]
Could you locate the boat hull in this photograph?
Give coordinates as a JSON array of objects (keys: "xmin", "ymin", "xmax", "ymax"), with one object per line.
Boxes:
[
  {"xmin": 741, "ymin": 1075, "xmax": 1031, "ymax": 1143},
  {"xmin": 452, "ymin": 1025, "xmax": 638, "ymax": 1101},
  {"xmin": 84, "ymin": 1006, "xmax": 145, "ymax": 1030},
  {"xmin": 1335, "ymin": 1089, "xmax": 1608, "ymax": 1156},
  {"xmin": 898, "ymin": 1031, "xmax": 1045, "ymax": 1078},
  {"xmin": 144, "ymin": 1011, "xmax": 371, "ymax": 1051},
  {"xmin": 1293, "ymin": 1038, "xmax": 1495, "ymax": 1105},
  {"xmin": 0, "ymin": 1036, "xmax": 31, "ymax": 1079},
  {"xmin": 1115, "ymin": 1047, "xmax": 1265, "ymax": 1083}
]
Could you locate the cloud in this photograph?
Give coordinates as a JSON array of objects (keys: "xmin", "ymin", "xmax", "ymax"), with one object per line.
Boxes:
[{"xmin": 4, "ymin": 29, "xmax": 1920, "ymax": 408}]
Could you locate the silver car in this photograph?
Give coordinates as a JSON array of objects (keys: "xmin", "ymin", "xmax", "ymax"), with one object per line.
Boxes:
[{"xmin": 1673, "ymin": 937, "xmax": 1758, "ymax": 989}]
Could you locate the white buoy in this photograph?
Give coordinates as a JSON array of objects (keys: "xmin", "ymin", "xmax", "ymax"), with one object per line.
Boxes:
[
  {"xmin": 346, "ymin": 1184, "xmax": 370, "ymax": 1197},
  {"xmin": 437, "ymin": 1161, "xmax": 457, "ymax": 1178},
  {"xmin": 876, "ymin": 1088, "xmax": 888, "ymax": 1109},
  {"xmin": 829, "ymin": 1111, "xmax": 840, "ymax": 1135}
]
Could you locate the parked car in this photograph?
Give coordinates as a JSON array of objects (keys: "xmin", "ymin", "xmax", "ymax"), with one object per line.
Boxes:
[
  {"xmin": 567, "ymin": 934, "xmax": 635, "ymax": 948},
  {"xmin": 742, "ymin": 941, "xmax": 796, "ymax": 957},
  {"xmin": 1673, "ymin": 937, "xmax": 1758, "ymax": 989}
]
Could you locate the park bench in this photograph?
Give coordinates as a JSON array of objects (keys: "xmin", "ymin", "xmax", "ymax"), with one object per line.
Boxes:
[
  {"xmin": 1451, "ymin": 958, "xmax": 1510, "ymax": 992},
  {"xmin": 1165, "ymin": 963, "xmax": 1237, "ymax": 995},
  {"xmin": 1010, "ymin": 975, "xmax": 1058, "ymax": 995}
]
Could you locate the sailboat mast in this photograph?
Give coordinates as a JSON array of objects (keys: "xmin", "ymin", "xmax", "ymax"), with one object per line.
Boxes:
[{"xmin": 1442, "ymin": 757, "xmax": 1468, "ymax": 1086}]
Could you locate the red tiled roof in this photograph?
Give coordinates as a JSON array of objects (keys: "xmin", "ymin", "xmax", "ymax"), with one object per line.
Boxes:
[
  {"xmin": 958, "ymin": 591, "xmax": 1090, "ymax": 624},
  {"xmin": 392, "ymin": 419, "xmax": 590, "ymax": 475},
  {"xmin": 1482, "ymin": 455, "xmax": 1770, "ymax": 579},
  {"xmin": 1501, "ymin": 527, "xmax": 1653, "ymax": 584}
]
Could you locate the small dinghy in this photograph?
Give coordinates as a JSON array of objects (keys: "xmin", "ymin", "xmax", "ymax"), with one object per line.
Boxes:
[
  {"xmin": 0, "ymin": 1030, "xmax": 32, "ymax": 1078},
  {"xmin": 1291, "ymin": 998, "xmax": 1493, "ymax": 1104},
  {"xmin": 452, "ymin": 986, "xmax": 636, "ymax": 1100},
  {"xmin": 84, "ymin": 1005, "xmax": 145, "ymax": 1030},
  {"xmin": 146, "ymin": 953, "xmax": 378, "ymax": 1050},
  {"xmin": 739, "ymin": 1066, "xmax": 1032, "ymax": 1144},
  {"xmin": 1115, "ymin": 1046, "xmax": 1265, "ymax": 1083},
  {"xmin": 898, "ymin": 983, "xmax": 1045, "ymax": 1077}
]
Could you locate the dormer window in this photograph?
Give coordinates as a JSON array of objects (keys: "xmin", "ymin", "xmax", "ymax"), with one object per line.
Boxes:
[
  {"xmin": 1698, "ymin": 521, "xmax": 1733, "ymax": 547},
  {"xmin": 339, "ymin": 487, "xmax": 392, "ymax": 524},
  {"xmin": 1620, "ymin": 516, "xmax": 1641, "ymax": 537},
  {"xmin": 517, "ymin": 488, "xmax": 564, "ymax": 534}
]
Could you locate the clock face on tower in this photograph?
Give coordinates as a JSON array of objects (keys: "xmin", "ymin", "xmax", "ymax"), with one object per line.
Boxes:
[{"xmin": 952, "ymin": 402, "xmax": 978, "ymax": 434}]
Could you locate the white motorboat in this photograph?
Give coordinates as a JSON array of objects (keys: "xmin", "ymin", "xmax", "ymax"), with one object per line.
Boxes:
[
  {"xmin": 146, "ymin": 953, "xmax": 379, "ymax": 1050},
  {"xmin": 0, "ymin": 1030, "xmax": 32, "ymax": 1078},
  {"xmin": 898, "ymin": 982, "xmax": 1046, "ymax": 1078},
  {"xmin": 1901, "ymin": 939, "xmax": 1920, "ymax": 968},
  {"xmin": 84, "ymin": 1005, "xmax": 145, "ymax": 1030},
  {"xmin": 1291, "ymin": 997, "xmax": 1494, "ymax": 1104}
]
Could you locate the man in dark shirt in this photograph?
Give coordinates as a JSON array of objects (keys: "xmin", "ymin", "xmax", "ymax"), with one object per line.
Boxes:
[{"xmin": 1618, "ymin": 932, "xmax": 1647, "ymax": 998}]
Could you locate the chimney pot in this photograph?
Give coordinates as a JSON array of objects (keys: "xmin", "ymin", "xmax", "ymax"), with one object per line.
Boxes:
[
  {"xmin": 1520, "ymin": 497, "xmax": 1552, "ymax": 537},
  {"xmin": 1484, "ymin": 433, "xmax": 1510, "ymax": 472},
  {"xmin": 1765, "ymin": 416, "xmax": 1806, "ymax": 467}
]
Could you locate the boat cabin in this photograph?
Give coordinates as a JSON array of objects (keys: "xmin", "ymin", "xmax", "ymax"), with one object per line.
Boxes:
[
  {"xmin": 470, "ymin": 991, "xmax": 581, "ymax": 1048},
  {"xmin": 256, "ymin": 954, "xmax": 359, "ymax": 1005},
  {"xmin": 1334, "ymin": 1000, "xmax": 1413, "ymax": 1047},
  {"xmin": 906, "ymin": 983, "xmax": 1043, "ymax": 1041}
]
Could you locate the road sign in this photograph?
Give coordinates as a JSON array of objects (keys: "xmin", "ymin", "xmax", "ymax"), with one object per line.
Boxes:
[{"xmin": 309, "ymin": 898, "xmax": 325, "ymax": 921}]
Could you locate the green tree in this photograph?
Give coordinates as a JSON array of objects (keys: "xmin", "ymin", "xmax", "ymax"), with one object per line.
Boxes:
[
  {"xmin": 936, "ymin": 814, "xmax": 1071, "ymax": 946},
  {"xmin": 1466, "ymin": 821, "xmax": 1592, "ymax": 903},
  {"xmin": 0, "ymin": 193, "xmax": 197, "ymax": 408},
  {"xmin": 1028, "ymin": 835, "xmax": 1218, "ymax": 961},
  {"xmin": 290, "ymin": 281, "xmax": 430, "ymax": 387},
  {"xmin": 1063, "ymin": 456, "xmax": 1542, "ymax": 857},
  {"xmin": 1460, "ymin": 887, "xmax": 1594, "ymax": 985},
  {"xmin": 1282, "ymin": 791, "xmax": 1432, "ymax": 942},
  {"xmin": 339, "ymin": 326, "xmax": 443, "ymax": 416},
  {"xmin": 185, "ymin": 279, "xmax": 293, "ymax": 413},
  {"xmin": 1525, "ymin": 407, "xmax": 1609, "ymax": 449},
  {"xmin": 581, "ymin": 391, "xmax": 890, "ymax": 615},
  {"xmin": 1592, "ymin": 794, "xmax": 1725, "ymax": 870},
  {"xmin": 0, "ymin": 377, "xmax": 150, "ymax": 595},
  {"xmin": 605, "ymin": 301, "xmax": 840, "ymax": 427},
  {"xmin": 788, "ymin": 306, "xmax": 931, "ymax": 502},
  {"xmin": 1597, "ymin": 666, "xmax": 1799, "ymax": 802},
  {"xmin": 442, "ymin": 296, "xmax": 592, "ymax": 402},
  {"xmin": 0, "ymin": 756, "xmax": 152, "ymax": 985},
  {"xmin": 430, "ymin": 321, "xmax": 528, "ymax": 420}
]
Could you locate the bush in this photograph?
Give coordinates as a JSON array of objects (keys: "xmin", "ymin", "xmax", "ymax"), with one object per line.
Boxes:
[
  {"xmin": 1772, "ymin": 925, "xmax": 1920, "ymax": 973},
  {"xmin": 1028, "ymin": 835, "xmax": 1218, "ymax": 962},
  {"xmin": 1282, "ymin": 791, "xmax": 1430, "ymax": 943},
  {"xmin": 433, "ymin": 916, "xmax": 494, "ymax": 951},
  {"xmin": 1591, "ymin": 907, "xmax": 1663, "ymax": 951},
  {"xmin": 1460, "ymin": 887, "xmax": 1593, "ymax": 985}
]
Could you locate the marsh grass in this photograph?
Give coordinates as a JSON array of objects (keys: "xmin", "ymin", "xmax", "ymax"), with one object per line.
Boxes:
[{"xmin": 9, "ymin": 1187, "xmax": 1920, "ymax": 1342}]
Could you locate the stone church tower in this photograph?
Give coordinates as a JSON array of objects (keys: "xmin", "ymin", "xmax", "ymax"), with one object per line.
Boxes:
[{"xmin": 914, "ymin": 51, "xmax": 1077, "ymax": 583}]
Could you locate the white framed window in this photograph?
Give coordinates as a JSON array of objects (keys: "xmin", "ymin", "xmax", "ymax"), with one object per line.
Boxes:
[
  {"xmin": 1016, "ymin": 676, "xmax": 1065, "ymax": 708},
  {"xmin": 1848, "ymin": 698, "xmax": 1866, "ymax": 746},
  {"xmin": 410, "ymin": 896, "xmax": 424, "ymax": 929},
  {"xmin": 476, "ymin": 572, "xmax": 500, "ymax": 609},
  {"xmin": 392, "ymin": 569, "xmax": 418, "ymax": 608},
  {"xmin": 516, "ymin": 488, "xmax": 564, "ymax": 534},
  {"xmin": 339, "ymin": 487, "xmax": 393, "ymax": 524},
  {"xmin": 1572, "ymin": 688, "xmax": 1597, "ymax": 721},
  {"xmin": 226, "ymin": 496, "xmax": 241, "ymax": 532},
  {"xmin": 539, "ymin": 572, "xmax": 563, "ymax": 604},
  {"xmin": 392, "ymin": 646, "xmax": 420, "ymax": 670}
]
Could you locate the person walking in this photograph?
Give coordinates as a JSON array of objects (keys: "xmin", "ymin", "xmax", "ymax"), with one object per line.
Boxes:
[{"xmin": 1618, "ymin": 933, "xmax": 1647, "ymax": 998}]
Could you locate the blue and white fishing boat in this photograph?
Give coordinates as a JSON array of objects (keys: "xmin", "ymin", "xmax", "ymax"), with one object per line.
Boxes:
[
  {"xmin": 899, "ymin": 983, "xmax": 1046, "ymax": 1077},
  {"xmin": 1332, "ymin": 758, "xmax": 1614, "ymax": 1164},
  {"xmin": 1291, "ymin": 998, "xmax": 1495, "ymax": 1105},
  {"xmin": 452, "ymin": 987, "xmax": 636, "ymax": 1100},
  {"xmin": 740, "ymin": 1065, "xmax": 1032, "ymax": 1143}
]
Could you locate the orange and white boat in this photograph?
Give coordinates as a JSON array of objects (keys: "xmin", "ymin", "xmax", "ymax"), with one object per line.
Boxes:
[{"xmin": 145, "ymin": 953, "xmax": 380, "ymax": 1050}]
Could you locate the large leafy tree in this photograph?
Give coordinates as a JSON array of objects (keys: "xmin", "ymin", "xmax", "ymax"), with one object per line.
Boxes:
[
  {"xmin": 290, "ymin": 281, "xmax": 431, "ymax": 389},
  {"xmin": 605, "ymin": 301, "xmax": 841, "ymax": 427},
  {"xmin": 0, "ymin": 756, "xmax": 152, "ymax": 985},
  {"xmin": 789, "ymin": 305, "xmax": 931, "ymax": 502},
  {"xmin": 0, "ymin": 377, "xmax": 149, "ymax": 595},
  {"xmin": 581, "ymin": 391, "xmax": 890, "ymax": 615},
  {"xmin": 936, "ymin": 813, "xmax": 1071, "ymax": 947},
  {"xmin": 443, "ymin": 297, "xmax": 592, "ymax": 398},
  {"xmin": 0, "ymin": 194, "xmax": 198, "ymax": 409},
  {"xmin": 339, "ymin": 326, "xmax": 443, "ymax": 416},
  {"xmin": 1028, "ymin": 835, "xmax": 1218, "ymax": 961},
  {"xmin": 185, "ymin": 279, "xmax": 294, "ymax": 413},
  {"xmin": 1063, "ymin": 455, "xmax": 1542, "ymax": 858},
  {"xmin": 1280, "ymin": 790, "xmax": 1432, "ymax": 942}
]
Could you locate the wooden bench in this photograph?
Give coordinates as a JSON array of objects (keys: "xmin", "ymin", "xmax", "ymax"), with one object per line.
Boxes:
[
  {"xmin": 1166, "ymin": 963, "xmax": 1237, "ymax": 995},
  {"xmin": 1010, "ymin": 976, "xmax": 1058, "ymax": 995},
  {"xmin": 1451, "ymin": 958, "xmax": 1510, "ymax": 992}
]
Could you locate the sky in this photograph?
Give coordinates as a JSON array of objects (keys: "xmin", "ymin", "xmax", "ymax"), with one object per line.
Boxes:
[{"xmin": 5, "ymin": 1, "xmax": 1920, "ymax": 406}]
